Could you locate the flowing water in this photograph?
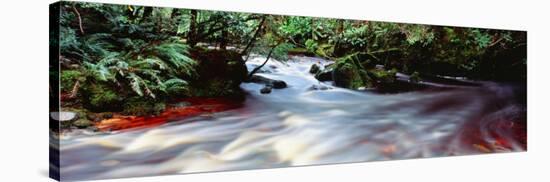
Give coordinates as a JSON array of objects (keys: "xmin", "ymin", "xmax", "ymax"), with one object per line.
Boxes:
[{"xmin": 58, "ymin": 56, "xmax": 526, "ymax": 181}]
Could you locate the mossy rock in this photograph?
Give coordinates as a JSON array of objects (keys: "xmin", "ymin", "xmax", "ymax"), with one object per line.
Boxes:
[
  {"xmin": 73, "ymin": 119, "xmax": 92, "ymax": 129},
  {"xmin": 339, "ymin": 52, "xmax": 378, "ymax": 70},
  {"xmin": 370, "ymin": 68, "xmax": 397, "ymax": 84},
  {"xmin": 358, "ymin": 69, "xmax": 374, "ymax": 88},
  {"xmin": 315, "ymin": 63, "xmax": 335, "ymax": 81},
  {"xmin": 189, "ymin": 48, "xmax": 247, "ymax": 97},
  {"xmin": 287, "ymin": 47, "xmax": 315, "ymax": 57},
  {"xmin": 315, "ymin": 44, "xmax": 335, "ymax": 58},
  {"xmin": 187, "ymin": 78, "xmax": 244, "ymax": 97},
  {"xmin": 333, "ymin": 62, "xmax": 364, "ymax": 89},
  {"xmin": 309, "ymin": 64, "xmax": 321, "ymax": 74},
  {"xmin": 123, "ymin": 97, "xmax": 166, "ymax": 116}
]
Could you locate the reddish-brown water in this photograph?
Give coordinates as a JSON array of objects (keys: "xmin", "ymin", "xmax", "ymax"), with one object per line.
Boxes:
[{"xmin": 95, "ymin": 98, "xmax": 243, "ymax": 132}]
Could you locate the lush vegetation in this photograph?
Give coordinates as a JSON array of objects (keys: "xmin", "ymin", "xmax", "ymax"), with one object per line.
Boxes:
[{"xmin": 53, "ymin": 2, "xmax": 526, "ymax": 128}]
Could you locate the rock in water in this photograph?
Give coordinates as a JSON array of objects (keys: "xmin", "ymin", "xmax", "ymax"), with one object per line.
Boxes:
[
  {"xmin": 314, "ymin": 63, "xmax": 334, "ymax": 81},
  {"xmin": 260, "ymin": 86, "xmax": 272, "ymax": 94},
  {"xmin": 248, "ymin": 75, "xmax": 287, "ymax": 89},
  {"xmin": 333, "ymin": 63, "xmax": 364, "ymax": 89},
  {"xmin": 73, "ymin": 119, "xmax": 92, "ymax": 129},
  {"xmin": 309, "ymin": 64, "xmax": 320, "ymax": 74},
  {"xmin": 271, "ymin": 80, "xmax": 287, "ymax": 89},
  {"xmin": 307, "ymin": 84, "xmax": 331, "ymax": 91}
]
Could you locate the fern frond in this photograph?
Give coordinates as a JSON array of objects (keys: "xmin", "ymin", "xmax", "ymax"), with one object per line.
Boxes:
[
  {"xmin": 142, "ymin": 58, "xmax": 168, "ymax": 70},
  {"xmin": 127, "ymin": 73, "xmax": 156, "ymax": 98},
  {"xmin": 127, "ymin": 73, "xmax": 143, "ymax": 96},
  {"xmin": 83, "ymin": 61, "xmax": 114, "ymax": 81},
  {"xmin": 153, "ymin": 42, "xmax": 197, "ymax": 76},
  {"xmin": 163, "ymin": 78, "xmax": 189, "ymax": 94}
]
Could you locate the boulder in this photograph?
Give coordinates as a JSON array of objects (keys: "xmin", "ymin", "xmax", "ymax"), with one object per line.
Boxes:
[
  {"xmin": 314, "ymin": 64, "xmax": 335, "ymax": 81},
  {"xmin": 189, "ymin": 48, "xmax": 248, "ymax": 97},
  {"xmin": 86, "ymin": 112, "xmax": 114, "ymax": 122},
  {"xmin": 333, "ymin": 63, "xmax": 364, "ymax": 89},
  {"xmin": 309, "ymin": 64, "xmax": 321, "ymax": 74},
  {"xmin": 271, "ymin": 80, "xmax": 287, "ymax": 89},
  {"xmin": 370, "ymin": 68, "xmax": 397, "ymax": 84},
  {"xmin": 123, "ymin": 97, "xmax": 166, "ymax": 116}
]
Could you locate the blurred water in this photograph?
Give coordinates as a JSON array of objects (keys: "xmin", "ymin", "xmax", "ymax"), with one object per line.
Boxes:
[{"xmin": 59, "ymin": 56, "xmax": 526, "ymax": 181}]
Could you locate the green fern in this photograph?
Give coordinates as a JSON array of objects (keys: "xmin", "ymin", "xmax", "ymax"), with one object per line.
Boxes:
[
  {"xmin": 152, "ymin": 42, "xmax": 197, "ymax": 76},
  {"xmin": 162, "ymin": 78, "xmax": 189, "ymax": 95}
]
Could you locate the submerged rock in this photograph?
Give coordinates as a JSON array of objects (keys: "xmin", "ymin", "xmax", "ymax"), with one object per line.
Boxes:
[
  {"xmin": 307, "ymin": 84, "xmax": 331, "ymax": 91},
  {"xmin": 248, "ymin": 75, "xmax": 287, "ymax": 89},
  {"xmin": 260, "ymin": 86, "xmax": 272, "ymax": 94}
]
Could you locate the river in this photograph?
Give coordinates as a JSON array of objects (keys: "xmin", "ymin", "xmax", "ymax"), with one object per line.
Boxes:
[{"xmin": 58, "ymin": 56, "xmax": 526, "ymax": 181}]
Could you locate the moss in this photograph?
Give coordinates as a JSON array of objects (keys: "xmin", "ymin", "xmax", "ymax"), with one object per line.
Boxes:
[
  {"xmin": 60, "ymin": 70, "xmax": 84, "ymax": 92},
  {"xmin": 333, "ymin": 62, "xmax": 364, "ymax": 89},
  {"xmin": 89, "ymin": 85, "xmax": 121, "ymax": 108},
  {"xmin": 188, "ymin": 49, "xmax": 247, "ymax": 97},
  {"xmin": 73, "ymin": 119, "xmax": 92, "ymax": 129},
  {"xmin": 123, "ymin": 97, "xmax": 166, "ymax": 116},
  {"xmin": 359, "ymin": 69, "xmax": 374, "ymax": 88},
  {"xmin": 187, "ymin": 78, "xmax": 243, "ymax": 97},
  {"xmin": 315, "ymin": 44, "xmax": 335, "ymax": 58},
  {"xmin": 287, "ymin": 47, "xmax": 314, "ymax": 56},
  {"xmin": 370, "ymin": 68, "xmax": 397, "ymax": 84},
  {"xmin": 82, "ymin": 83, "xmax": 124, "ymax": 112}
]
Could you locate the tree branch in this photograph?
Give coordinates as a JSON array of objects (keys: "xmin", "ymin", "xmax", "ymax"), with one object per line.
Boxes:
[
  {"xmin": 247, "ymin": 44, "xmax": 279, "ymax": 79},
  {"xmin": 72, "ymin": 4, "xmax": 85, "ymax": 34},
  {"xmin": 69, "ymin": 80, "xmax": 80, "ymax": 99},
  {"xmin": 240, "ymin": 16, "xmax": 266, "ymax": 55}
]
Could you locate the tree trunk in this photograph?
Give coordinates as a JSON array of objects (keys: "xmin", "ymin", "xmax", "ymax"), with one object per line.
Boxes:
[
  {"xmin": 188, "ymin": 10, "xmax": 198, "ymax": 47},
  {"xmin": 142, "ymin": 7, "xmax": 153, "ymax": 20},
  {"xmin": 219, "ymin": 22, "xmax": 228, "ymax": 50},
  {"xmin": 171, "ymin": 9, "xmax": 181, "ymax": 19},
  {"xmin": 337, "ymin": 19, "xmax": 344, "ymax": 34}
]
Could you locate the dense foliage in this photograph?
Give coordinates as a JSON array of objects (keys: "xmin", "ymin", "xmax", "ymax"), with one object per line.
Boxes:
[{"xmin": 54, "ymin": 2, "xmax": 526, "ymax": 117}]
